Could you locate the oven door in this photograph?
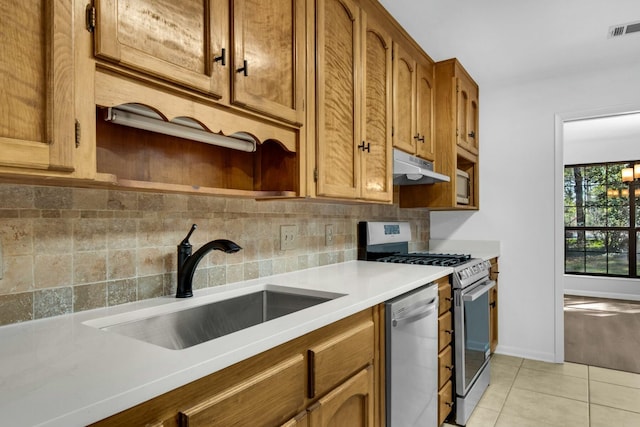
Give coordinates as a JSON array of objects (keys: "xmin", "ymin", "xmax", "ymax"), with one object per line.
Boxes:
[{"xmin": 454, "ymin": 279, "xmax": 496, "ymax": 395}]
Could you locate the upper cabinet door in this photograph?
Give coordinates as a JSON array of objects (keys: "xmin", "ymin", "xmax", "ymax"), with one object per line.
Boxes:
[
  {"xmin": 392, "ymin": 42, "xmax": 417, "ymax": 155},
  {"xmin": 232, "ymin": 0, "xmax": 305, "ymax": 125},
  {"xmin": 0, "ymin": 0, "xmax": 75, "ymax": 173},
  {"xmin": 316, "ymin": 0, "xmax": 361, "ymax": 199},
  {"xmin": 456, "ymin": 75, "xmax": 479, "ymax": 155},
  {"xmin": 415, "ymin": 61, "xmax": 435, "ymax": 161},
  {"xmin": 94, "ymin": 0, "xmax": 229, "ymax": 101},
  {"xmin": 360, "ymin": 13, "xmax": 392, "ymax": 202}
]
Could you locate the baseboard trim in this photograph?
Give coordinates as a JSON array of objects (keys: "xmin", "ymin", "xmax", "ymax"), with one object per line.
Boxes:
[
  {"xmin": 565, "ymin": 290, "xmax": 640, "ymax": 301},
  {"xmin": 494, "ymin": 344, "xmax": 556, "ymax": 363}
]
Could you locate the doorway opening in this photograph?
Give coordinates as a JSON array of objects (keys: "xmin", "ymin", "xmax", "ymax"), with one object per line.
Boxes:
[{"xmin": 555, "ymin": 109, "xmax": 640, "ymax": 370}]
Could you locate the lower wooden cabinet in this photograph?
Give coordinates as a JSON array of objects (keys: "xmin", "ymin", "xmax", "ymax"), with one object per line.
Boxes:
[
  {"xmin": 438, "ymin": 380, "xmax": 454, "ymax": 426},
  {"xmin": 308, "ymin": 320, "xmax": 375, "ymax": 398},
  {"xmin": 178, "ymin": 354, "xmax": 305, "ymax": 427},
  {"xmin": 91, "ymin": 308, "xmax": 379, "ymax": 427},
  {"xmin": 438, "ymin": 310, "xmax": 453, "ymax": 351},
  {"xmin": 437, "ymin": 276, "xmax": 454, "ymax": 425},
  {"xmin": 307, "ymin": 366, "xmax": 375, "ymax": 427}
]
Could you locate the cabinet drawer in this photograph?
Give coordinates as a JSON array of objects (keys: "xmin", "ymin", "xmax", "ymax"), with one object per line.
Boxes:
[
  {"xmin": 179, "ymin": 354, "xmax": 305, "ymax": 427},
  {"xmin": 308, "ymin": 320, "xmax": 375, "ymax": 398},
  {"xmin": 438, "ymin": 280, "xmax": 452, "ymax": 315},
  {"xmin": 438, "ymin": 311, "xmax": 453, "ymax": 351},
  {"xmin": 438, "ymin": 379, "xmax": 454, "ymax": 425},
  {"xmin": 438, "ymin": 345, "xmax": 453, "ymax": 389}
]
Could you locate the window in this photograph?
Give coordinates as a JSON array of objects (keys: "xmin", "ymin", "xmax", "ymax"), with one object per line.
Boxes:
[{"xmin": 564, "ymin": 161, "xmax": 639, "ymax": 277}]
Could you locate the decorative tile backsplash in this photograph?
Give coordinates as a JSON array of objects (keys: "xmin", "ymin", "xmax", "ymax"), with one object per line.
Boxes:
[{"xmin": 0, "ymin": 184, "xmax": 429, "ymax": 326}]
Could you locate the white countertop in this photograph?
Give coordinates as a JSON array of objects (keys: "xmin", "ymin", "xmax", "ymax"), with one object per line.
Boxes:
[
  {"xmin": 0, "ymin": 261, "xmax": 451, "ymax": 427},
  {"xmin": 429, "ymin": 239, "xmax": 501, "ymax": 261}
]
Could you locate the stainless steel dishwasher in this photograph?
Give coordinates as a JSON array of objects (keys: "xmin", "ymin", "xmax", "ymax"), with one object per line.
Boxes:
[{"xmin": 386, "ymin": 284, "xmax": 439, "ymax": 427}]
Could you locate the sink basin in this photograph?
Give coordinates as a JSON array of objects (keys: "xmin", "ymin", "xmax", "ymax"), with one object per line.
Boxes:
[{"xmin": 99, "ymin": 286, "xmax": 345, "ymax": 350}]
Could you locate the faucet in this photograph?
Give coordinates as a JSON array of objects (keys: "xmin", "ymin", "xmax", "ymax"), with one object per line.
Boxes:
[{"xmin": 176, "ymin": 224, "xmax": 242, "ymax": 298}]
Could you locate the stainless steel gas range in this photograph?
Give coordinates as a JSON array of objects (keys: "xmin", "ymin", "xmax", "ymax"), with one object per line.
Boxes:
[{"xmin": 358, "ymin": 221, "xmax": 494, "ymax": 426}]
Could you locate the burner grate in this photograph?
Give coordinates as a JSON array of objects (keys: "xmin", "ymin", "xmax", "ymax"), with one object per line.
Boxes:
[{"xmin": 376, "ymin": 253, "xmax": 471, "ymax": 267}]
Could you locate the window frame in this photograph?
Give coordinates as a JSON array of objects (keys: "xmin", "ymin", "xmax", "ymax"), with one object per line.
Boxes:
[{"xmin": 564, "ymin": 161, "xmax": 639, "ymax": 278}]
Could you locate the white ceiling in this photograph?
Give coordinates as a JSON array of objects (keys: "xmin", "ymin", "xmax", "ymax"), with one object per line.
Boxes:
[{"xmin": 378, "ymin": 0, "xmax": 640, "ymax": 87}]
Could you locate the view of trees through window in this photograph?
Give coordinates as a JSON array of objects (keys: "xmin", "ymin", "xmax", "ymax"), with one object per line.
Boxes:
[{"xmin": 564, "ymin": 161, "xmax": 639, "ymax": 277}]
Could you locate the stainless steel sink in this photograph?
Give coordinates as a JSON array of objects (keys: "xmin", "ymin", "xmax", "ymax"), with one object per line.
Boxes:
[{"xmin": 100, "ymin": 286, "xmax": 345, "ymax": 350}]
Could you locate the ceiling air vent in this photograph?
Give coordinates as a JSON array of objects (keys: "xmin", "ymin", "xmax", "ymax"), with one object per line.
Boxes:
[{"xmin": 608, "ymin": 20, "xmax": 640, "ymax": 38}]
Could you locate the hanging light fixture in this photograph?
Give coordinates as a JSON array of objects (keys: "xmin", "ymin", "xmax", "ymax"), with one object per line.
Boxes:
[
  {"xmin": 622, "ymin": 167, "xmax": 634, "ymax": 182},
  {"xmin": 622, "ymin": 163, "xmax": 640, "ymax": 182}
]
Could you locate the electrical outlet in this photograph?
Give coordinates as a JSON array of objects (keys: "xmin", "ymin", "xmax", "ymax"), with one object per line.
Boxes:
[
  {"xmin": 325, "ymin": 224, "xmax": 334, "ymax": 246},
  {"xmin": 280, "ymin": 225, "xmax": 298, "ymax": 251}
]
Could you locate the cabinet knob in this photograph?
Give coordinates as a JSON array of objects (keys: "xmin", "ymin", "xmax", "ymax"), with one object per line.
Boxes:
[
  {"xmin": 358, "ymin": 141, "xmax": 370, "ymax": 152},
  {"xmin": 236, "ymin": 59, "xmax": 248, "ymax": 76},
  {"xmin": 214, "ymin": 48, "xmax": 226, "ymax": 66},
  {"xmin": 468, "ymin": 131, "xmax": 476, "ymax": 138},
  {"xmin": 490, "ymin": 302, "xmax": 496, "ymax": 308}
]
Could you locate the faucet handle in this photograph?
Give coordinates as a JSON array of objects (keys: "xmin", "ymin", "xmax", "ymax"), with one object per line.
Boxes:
[{"xmin": 180, "ymin": 224, "xmax": 198, "ymax": 247}]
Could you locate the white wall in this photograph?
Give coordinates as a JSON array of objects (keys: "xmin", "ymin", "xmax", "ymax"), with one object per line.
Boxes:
[
  {"xmin": 564, "ymin": 113, "xmax": 640, "ymax": 165},
  {"xmin": 429, "ymin": 64, "xmax": 640, "ymax": 362}
]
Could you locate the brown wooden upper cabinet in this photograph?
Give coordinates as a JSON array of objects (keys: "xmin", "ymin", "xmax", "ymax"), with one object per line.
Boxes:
[
  {"xmin": 399, "ymin": 58, "xmax": 479, "ymax": 210},
  {"xmin": 456, "ymin": 70, "xmax": 479, "ymax": 156},
  {"xmin": 392, "ymin": 43, "xmax": 435, "ymax": 162},
  {"xmin": 314, "ymin": 0, "xmax": 393, "ymax": 203},
  {"xmin": 0, "ymin": 0, "xmax": 87, "ymax": 178},
  {"xmin": 93, "ymin": 0, "xmax": 305, "ymax": 125}
]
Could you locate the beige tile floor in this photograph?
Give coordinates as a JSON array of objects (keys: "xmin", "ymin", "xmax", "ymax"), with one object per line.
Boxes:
[{"xmin": 444, "ymin": 354, "xmax": 640, "ymax": 427}]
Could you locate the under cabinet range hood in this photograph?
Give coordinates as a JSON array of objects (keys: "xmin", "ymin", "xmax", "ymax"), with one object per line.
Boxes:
[{"xmin": 393, "ymin": 149, "xmax": 450, "ymax": 185}]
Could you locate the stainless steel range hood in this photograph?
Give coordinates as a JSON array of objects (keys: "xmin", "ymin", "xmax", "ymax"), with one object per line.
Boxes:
[{"xmin": 393, "ymin": 149, "xmax": 450, "ymax": 185}]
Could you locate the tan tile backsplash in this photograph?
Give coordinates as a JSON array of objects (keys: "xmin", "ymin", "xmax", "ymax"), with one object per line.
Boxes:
[{"xmin": 0, "ymin": 183, "xmax": 430, "ymax": 326}]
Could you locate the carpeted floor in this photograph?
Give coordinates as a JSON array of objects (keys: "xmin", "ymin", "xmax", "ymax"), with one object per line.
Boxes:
[{"xmin": 564, "ymin": 295, "xmax": 640, "ymax": 374}]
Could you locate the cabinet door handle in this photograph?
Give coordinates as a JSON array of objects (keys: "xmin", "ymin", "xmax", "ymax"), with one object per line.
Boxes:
[
  {"xmin": 445, "ymin": 297, "xmax": 454, "ymax": 302},
  {"xmin": 413, "ymin": 133, "xmax": 425, "ymax": 143},
  {"xmin": 214, "ymin": 48, "xmax": 226, "ymax": 66},
  {"xmin": 468, "ymin": 131, "xmax": 476, "ymax": 138},
  {"xmin": 358, "ymin": 141, "xmax": 370, "ymax": 152},
  {"xmin": 444, "ymin": 329, "xmax": 454, "ymax": 335},
  {"xmin": 490, "ymin": 301, "xmax": 496, "ymax": 308},
  {"xmin": 236, "ymin": 59, "xmax": 248, "ymax": 76},
  {"xmin": 445, "ymin": 401, "xmax": 454, "ymax": 408},
  {"xmin": 445, "ymin": 365, "xmax": 454, "ymax": 371}
]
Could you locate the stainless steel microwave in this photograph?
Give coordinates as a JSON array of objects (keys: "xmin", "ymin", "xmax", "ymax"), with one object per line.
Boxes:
[{"xmin": 456, "ymin": 169, "xmax": 470, "ymax": 204}]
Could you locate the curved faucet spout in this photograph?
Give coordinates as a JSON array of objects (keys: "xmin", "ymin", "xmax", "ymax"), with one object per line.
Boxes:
[{"xmin": 176, "ymin": 225, "xmax": 242, "ymax": 298}]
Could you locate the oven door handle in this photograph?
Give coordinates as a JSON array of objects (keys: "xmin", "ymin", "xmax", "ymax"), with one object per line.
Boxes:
[
  {"xmin": 392, "ymin": 298, "xmax": 438, "ymax": 327},
  {"xmin": 462, "ymin": 280, "xmax": 496, "ymax": 302}
]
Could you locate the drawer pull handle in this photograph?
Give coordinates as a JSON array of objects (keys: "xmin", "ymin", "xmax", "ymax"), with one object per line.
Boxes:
[
  {"xmin": 214, "ymin": 48, "xmax": 226, "ymax": 66},
  {"xmin": 237, "ymin": 59, "xmax": 248, "ymax": 76},
  {"xmin": 358, "ymin": 141, "xmax": 371, "ymax": 152}
]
